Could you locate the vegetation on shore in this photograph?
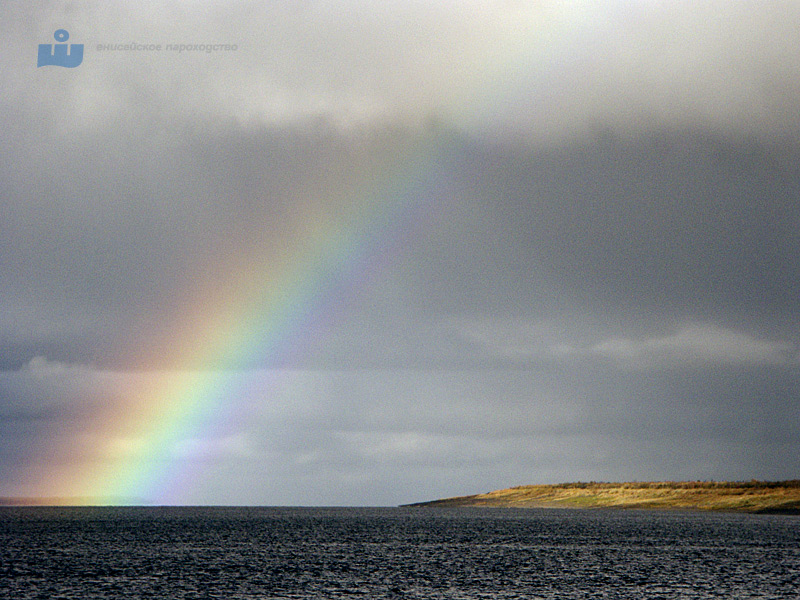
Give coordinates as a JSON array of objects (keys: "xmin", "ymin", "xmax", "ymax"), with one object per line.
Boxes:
[{"xmin": 404, "ymin": 480, "xmax": 800, "ymax": 513}]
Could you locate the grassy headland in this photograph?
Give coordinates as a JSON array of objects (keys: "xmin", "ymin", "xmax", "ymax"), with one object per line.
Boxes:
[{"xmin": 404, "ymin": 481, "xmax": 800, "ymax": 513}]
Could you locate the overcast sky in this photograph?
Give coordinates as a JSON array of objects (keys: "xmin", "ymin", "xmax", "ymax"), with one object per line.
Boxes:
[{"xmin": 1, "ymin": 1, "xmax": 799, "ymax": 506}]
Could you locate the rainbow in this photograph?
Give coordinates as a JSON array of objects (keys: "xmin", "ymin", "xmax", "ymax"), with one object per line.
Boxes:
[
  {"xmin": 27, "ymin": 5, "xmax": 588, "ymax": 504},
  {"xmin": 39, "ymin": 139, "xmax": 448, "ymax": 504}
]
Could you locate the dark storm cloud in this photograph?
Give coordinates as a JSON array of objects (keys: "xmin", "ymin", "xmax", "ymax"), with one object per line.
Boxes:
[
  {"xmin": 3, "ymin": 123, "xmax": 799, "ymax": 370},
  {"xmin": 450, "ymin": 133, "xmax": 800, "ymax": 317}
]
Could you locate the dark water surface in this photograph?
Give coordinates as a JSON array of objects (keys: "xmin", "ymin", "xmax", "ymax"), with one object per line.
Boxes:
[{"xmin": 1, "ymin": 506, "xmax": 798, "ymax": 599}]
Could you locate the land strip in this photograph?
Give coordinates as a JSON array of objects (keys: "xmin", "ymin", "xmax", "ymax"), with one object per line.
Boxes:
[{"xmin": 404, "ymin": 481, "xmax": 800, "ymax": 513}]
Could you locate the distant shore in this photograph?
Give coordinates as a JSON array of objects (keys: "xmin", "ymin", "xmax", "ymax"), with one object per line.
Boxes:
[
  {"xmin": 0, "ymin": 496, "xmax": 145, "ymax": 507},
  {"xmin": 403, "ymin": 481, "xmax": 800, "ymax": 514}
]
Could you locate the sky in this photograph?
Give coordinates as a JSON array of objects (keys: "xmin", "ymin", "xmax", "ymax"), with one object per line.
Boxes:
[{"xmin": 1, "ymin": 1, "xmax": 799, "ymax": 506}]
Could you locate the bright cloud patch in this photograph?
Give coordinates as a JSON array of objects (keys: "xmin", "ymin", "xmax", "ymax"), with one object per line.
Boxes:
[{"xmin": 569, "ymin": 324, "xmax": 796, "ymax": 368}]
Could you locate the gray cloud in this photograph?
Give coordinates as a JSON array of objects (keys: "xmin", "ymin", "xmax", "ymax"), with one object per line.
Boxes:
[
  {"xmin": 2, "ymin": 363, "xmax": 797, "ymax": 504},
  {"xmin": 462, "ymin": 1, "xmax": 800, "ymax": 143},
  {"xmin": 2, "ymin": 2, "xmax": 800, "ymax": 504},
  {"xmin": 7, "ymin": 2, "xmax": 800, "ymax": 141}
]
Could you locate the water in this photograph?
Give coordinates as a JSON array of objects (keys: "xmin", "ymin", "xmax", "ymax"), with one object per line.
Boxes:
[{"xmin": 1, "ymin": 506, "xmax": 798, "ymax": 599}]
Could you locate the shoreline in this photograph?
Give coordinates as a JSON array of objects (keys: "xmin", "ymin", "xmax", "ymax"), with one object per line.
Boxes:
[{"xmin": 403, "ymin": 480, "xmax": 800, "ymax": 514}]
